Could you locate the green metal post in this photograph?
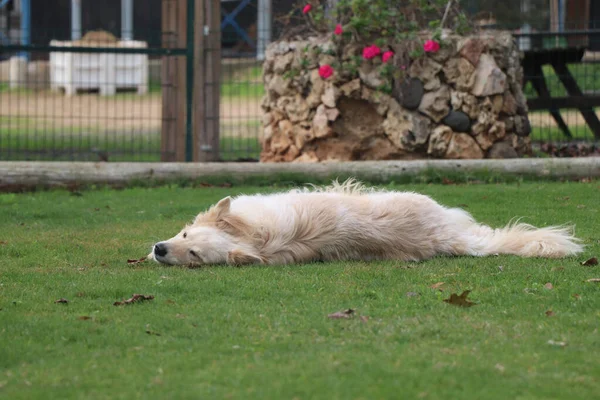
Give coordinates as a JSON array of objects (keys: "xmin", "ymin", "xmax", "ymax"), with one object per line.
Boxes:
[{"xmin": 185, "ymin": 0, "xmax": 195, "ymax": 162}]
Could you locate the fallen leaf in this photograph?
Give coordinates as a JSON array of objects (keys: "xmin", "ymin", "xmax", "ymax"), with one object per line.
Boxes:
[
  {"xmin": 146, "ymin": 330, "xmax": 161, "ymax": 336},
  {"xmin": 442, "ymin": 178, "xmax": 455, "ymax": 185},
  {"xmin": 0, "ymin": 241, "xmax": 7, "ymax": 245},
  {"xmin": 127, "ymin": 257, "xmax": 147, "ymax": 265},
  {"xmin": 573, "ymin": 293, "xmax": 581, "ymax": 300},
  {"xmin": 54, "ymin": 298, "xmax": 69, "ymax": 304},
  {"xmin": 545, "ymin": 310, "xmax": 555, "ymax": 317},
  {"xmin": 76, "ymin": 292, "xmax": 85, "ymax": 297},
  {"xmin": 586, "ymin": 278, "xmax": 600, "ymax": 283},
  {"xmin": 78, "ymin": 316, "xmax": 91, "ymax": 320},
  {"xmin": 406, "ymin": 291, "xmax": 420, "ymax": 297},
  {"xmin": 443, "ymin": 290, "xmax": 476, "ymax": 308},
  {"xmin": 544, "ymin": 282, "xmax": 553, "ymax": 290},
  {"xmin": 577, "ymin": 204, "xmax": 586, "ymax": 209},
  {"xmin": 113, "ymin": 294, "xmax": 155, "ymax": 306},
  {"xmin": 327, "ymin": 309, "xmax": 354, "ymax": 319},
  {"xmin": 581, "ymin": 257, "xmax": 598, "ymax": 266},
  {"xmin": 495, "ymin": 363, "xmax": 505, "ymax": 373},
  {"xmin": 557, "ymin": 196, "xmax": 570, "ymax": 201},
  {"xmin": 547, "ymin": 339, "xmax": 567, "ymax": 347},
  {"xmin": 220, "ymin": 182, "xmax": 233, "ymax": 188},
  {"xmin": 498, "ymin": 265, "xmax": 504, "ymax": 272},
  {"xmin": 430, "ymin": 282, "xmax": 445, "ymax": 290},
  {"xmin": 94, "ymin": 208, "xmax": 100, "ymax": 212},
  {"xmin": 359, "ymin": 315, "xmax": 369, "ymax": 323}
]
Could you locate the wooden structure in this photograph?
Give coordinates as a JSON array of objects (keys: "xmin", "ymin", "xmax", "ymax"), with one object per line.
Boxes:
[{"xmin": 161, "ymin": 0, "xmax": 221, "ymax": 162}]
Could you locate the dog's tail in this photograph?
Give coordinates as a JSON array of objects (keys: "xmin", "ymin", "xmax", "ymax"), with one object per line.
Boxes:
[{"xmin": 464, "ymin": 219, "xmax": 583, "ymax": 258}]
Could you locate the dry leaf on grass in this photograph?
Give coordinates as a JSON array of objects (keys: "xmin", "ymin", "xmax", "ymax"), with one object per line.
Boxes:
[
  {"xmin": 146, "ymin": 330, "xmax": 161, "ymax": 336},
  {"xmin": 581, "ymin": 257, "xmax": 598, "ymax": 266},
  {"xmin": 430, "ymin": 282, "xmax": 445, "ymax": 290},
  {"xmin": 443, "ymin": 290, "xmax": 476, "ymax": 308},
  {"xmin": 54, "ymin": 298, "xmax": 69, "ymax": 304},
  {"xmin": 573, "ymin": 293, "xmax": 581, "ymax": 300},
  {"xmin": 127, "ymin": 257, "xmax": 147, "ymax": 265},
  {"xmin": 544, "ymin": 282, "xmax": 554, "ymax": 290},
  {"xmin": 359, "ymin": 315, "xmax": 369, "ymax": 323},
  {"xmin": 406, "ymin": 291, "xmax": 420, "ymax": 297},
  {"xmin": 327, "ymin": 309, "xmax": 355, "ymax": 319},
  {"xmin": 113, "ymin": 294, "xmax": 154, "ymax": 306},
  {"xmin": 0, "ymin": 241, "xmax": 7, "ymax": 245},
  {"xmin": 586, "ymin": 278, "xmax": 600, "ymax": 283},
  {"xmin": 78, "ymin": 316, "xmax": 92, "ymax": 320},
  {"xmin": 545, "ymin": 310, "xmax": 555, "ymax": 317}
]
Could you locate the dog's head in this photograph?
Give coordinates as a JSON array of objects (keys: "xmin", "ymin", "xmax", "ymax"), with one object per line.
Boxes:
[{"xmin": 149, "ymin": 197, "xmax": 263, "ymax": 266}]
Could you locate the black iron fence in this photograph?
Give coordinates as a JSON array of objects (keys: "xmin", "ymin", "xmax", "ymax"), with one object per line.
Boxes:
[{"xmin": 1, "ymin": 1, "xmax": 599, "ymax": 162}]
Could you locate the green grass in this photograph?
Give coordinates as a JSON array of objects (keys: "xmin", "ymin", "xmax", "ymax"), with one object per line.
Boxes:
[
  {"xmin": 0, "ymin": 121, "xmax": 261, "ymax": 161},
  {"xmin": 0, "ymin": 181, "xmax": 599, "ymax": 399},
  {"xmin": 524, "ymin": 63, "xmax": 600, "ymax": 99}
]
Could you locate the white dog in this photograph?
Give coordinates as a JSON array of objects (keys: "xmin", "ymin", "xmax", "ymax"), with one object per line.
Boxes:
[{"xmin": 149, "ymin": 180, "xmax": 583, "ymax": 266}]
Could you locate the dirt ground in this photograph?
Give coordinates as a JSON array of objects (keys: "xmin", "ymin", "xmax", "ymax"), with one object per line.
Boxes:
[{"xmin": 0, "ymin": 91, "xmax": 263, "ymax": 136}]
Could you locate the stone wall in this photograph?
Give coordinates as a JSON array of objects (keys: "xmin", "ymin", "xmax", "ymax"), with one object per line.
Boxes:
[{"xmin": 260, "ymin": 31, "xmax": 532, "ymax": 162}]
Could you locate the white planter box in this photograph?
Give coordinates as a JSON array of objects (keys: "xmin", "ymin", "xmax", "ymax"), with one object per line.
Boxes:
[{"xmin": 49, "ymin": 40, "xmax": 149, "ymax": 96}]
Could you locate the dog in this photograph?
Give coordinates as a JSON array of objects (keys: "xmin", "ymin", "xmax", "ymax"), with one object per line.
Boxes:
[{"xmin": 149, "ymin": 180, "xmax": 583, "ymax": 266}]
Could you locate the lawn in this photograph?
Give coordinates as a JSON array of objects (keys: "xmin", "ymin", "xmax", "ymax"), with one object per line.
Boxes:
[{"xmin": 0, "ymin": 181, "xmax": 599, "ymax": 399}]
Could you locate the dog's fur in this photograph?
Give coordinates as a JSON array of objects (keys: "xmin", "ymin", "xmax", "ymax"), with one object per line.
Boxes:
[{"xmin": 149, "ymin": 180, "xmax": 583, "ymax": 266}]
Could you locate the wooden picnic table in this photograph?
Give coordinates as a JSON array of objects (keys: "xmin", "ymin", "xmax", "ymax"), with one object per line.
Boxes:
[{"xmin": 522, "ymin": 47, "xmax": 600, "ymax": 139}]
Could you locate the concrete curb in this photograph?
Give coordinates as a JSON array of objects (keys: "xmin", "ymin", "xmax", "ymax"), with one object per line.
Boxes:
[{"xmin": 0, "ymin": 158, "xmax": 599, "ymax": 188}]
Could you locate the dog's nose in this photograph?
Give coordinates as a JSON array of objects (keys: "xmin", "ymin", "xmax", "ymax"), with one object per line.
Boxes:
[{"xmin": 154, "ymin": 243, "xmax": 168, "ymax": 257}]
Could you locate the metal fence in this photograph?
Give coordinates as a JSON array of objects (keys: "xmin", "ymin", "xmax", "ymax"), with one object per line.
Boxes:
[{"xmin": 1, "ymin": 0, "xmax": 599, "ymax": 162}]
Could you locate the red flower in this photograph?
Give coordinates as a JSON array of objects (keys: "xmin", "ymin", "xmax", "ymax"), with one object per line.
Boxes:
[
  {"xmin": 382, "ymin": 50, "xmax": 394, "ymax": 63},
  {"xmin": 362, "ymin": 45, "xmax": 381, "ymax": 60},
  {"xmin": 318, "ymin": 64, "xmax": 334, "ymax": 79},
  {"xmin": 334, "ymin": 24, "xmax": 343, "ymax": 35},
  {"xmin": 302, "ymin": 4, "xmax": 312, "ymax": 14},
  {"xmin": 423, "ymin": 40, "xmax": 440, "ymax": 53}
]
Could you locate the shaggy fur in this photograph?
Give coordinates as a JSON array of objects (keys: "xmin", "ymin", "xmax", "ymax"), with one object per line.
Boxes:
[{"xmin": 149, "ymin": 180, "xmax": 583, "ymax": 266}]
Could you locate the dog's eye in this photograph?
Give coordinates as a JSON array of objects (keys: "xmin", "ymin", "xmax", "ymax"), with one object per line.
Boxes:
[{"xmin": 183, "ymin": 232, "xmax": 187, "ymax": 238}]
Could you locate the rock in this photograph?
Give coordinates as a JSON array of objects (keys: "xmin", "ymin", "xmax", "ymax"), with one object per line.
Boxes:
[
  {"xmin": 358, "ymin": 136, "xmax": 405, "ymax": 160},
  {"xmin": 273, "ymin": 52, "xmax": 294, "ymax": 74},
  {"xmin": 281, "ymin": 145, "xmax": 300, "ymax": 162},
  {"xmin": 488, "ymin": 141, "xmax": 518, "ymax": 159},
  {"xmin": 395, "ymin": 78, "xmax": 424, "ymax": 110},
  {"xmin": 321, "ymin": 86, "xmax": 339, "ymax": 108},
  {"xmin": 501, "ymin": 91, "xmax": 518, "ymax": 115},
  {"xmin": 418, "ymin": 86, "xmax": 450, "ymax": 122},
  {"xmin": 333, "ymin": 97, "xmax": 385, "ymax": 139},
  {"xmin": 318, "ymin": 54, "xmax": 337, "ymax": 67},
  {"xmin": 305, "ymin": 69, "xmax": 326, "ymax": 108},
  {"xmin": 383, "ymin": 107, "xmax": 431, "ymax": 151},
  {"xmin": 265, "ymin": 41, "xmax": 292, "ymax": 59},
  {"xmin": 362, "ymin": 86, "xmax": 396, "ymax": 116},
  {"xmin": 490, "ymin": 95, "xmax": 504, "ymax": 115},
  {"xmin": 445, "ymin": 133, "xmax": 484, "ymax": 159},
  {"xmin": 429, "ymin": 41, "xmax": 456, "ymax": 64},
  {"xmin": 423, "ymin": 76, "xmax": 441, "ymax": 91},
  {"xmin": 268, "ymin": 75, "xmax": 291, "ymax": 97},
  {"xmin": 269, "ymin": 120, "xmax": 293, "ymax": 154},
  {"xmin": 474, "ymin": 121, "xmax": 506, "ymax": 150},
  {"xmin": 309, "ymin": 137, "xmax": 357, "ymax": 161},
  {"xmin": 409, "ymin": 57, "xmax": 443, "ymax": 89},
  {"xmin": 514, "ymin": 115, "xmax": 532, "ymax": 136},
  {"xmin": 442, "ymin": 110, "xmax": 471, "ymax": 133},
  {"xmin": 359, "ymin": 63, "xmax": 385, "ymax": 89},
  {"xmin": 325, "ymin": 107, "xmax": 340, "ymax": 121},
  {"xmin": 428, "ymin": 125, "xmax": 453, "ymax": 157},
  {"xmin": 442, "ymin": 58, "xmax": 475, "ymax": 91},
  {"xmin": 312, "ymin": 105, "xmax": 332, "ymax": 138},
  {"xmin": 281, "ymin": 95, "xmax": 310, "ymax": 123},
  {"xmin": 293, "ymin": 151, "xmax": 319, "ymax": 162},
  {"xmin": 471, "ymin": 54, "xmax": 507, "ymax": 96},
  {"xmin": 471, "ymin": 110, "xmax": 496, "ymax": 136},
  {"xmin": 339, "ymin": 79, "xmax": 361, "ymax": 98},
  {"xmin": 293, "ymin": 125, "xmax": 314, "ymax": 149},
  {"xmin": 459, "ymin": 38, "xmax": 486, "ymax": 66}
]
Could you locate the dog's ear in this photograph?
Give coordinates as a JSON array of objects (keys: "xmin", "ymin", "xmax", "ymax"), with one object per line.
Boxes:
[
  {"xmin": 227, "ymin": 249, "xmax": 262, "ymax": 266},
  {"xmin": 213, "ymin": 196, "xmax": 231, "ymax": 218}
]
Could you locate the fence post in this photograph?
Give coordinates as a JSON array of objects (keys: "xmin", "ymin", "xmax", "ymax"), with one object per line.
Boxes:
[
  {"xmin": 185, "ymin": 0, "xmax": 195, "ymax": 162},
  {"xmin": 193, "ymin": 0, "xmax": 221, "ymax": 162},
  {"xmin": 161, "ymin": 0, "xmax": 187, "ymax": 161}
]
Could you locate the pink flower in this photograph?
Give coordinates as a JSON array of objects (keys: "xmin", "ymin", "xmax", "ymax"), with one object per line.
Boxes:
[
  {"xmin": 318, "ymin": 64, "xmax": 334, "ymax": 79},
  {"xmin": 334, "ymin": 24, "xmax": 343, "ymax": 35},
  {"xmin": 362, "ymin": 45, "xmax": 381, "ymax": 60},
  {"xmin": 302, "ymin": 4, "xmax": 312, "ymax": 14},
  {"xmin": 423, "ymin": 39, "xmax": 440, "ymax": 53},
  {"xmin": 382, "ymin": 50, "xmax": 394, "ymax": 63}
]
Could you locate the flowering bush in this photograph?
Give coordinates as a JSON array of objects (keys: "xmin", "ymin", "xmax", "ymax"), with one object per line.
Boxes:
[{"xmin": 293, "ymin": 0, "xmax": 472, "ymax": 88}]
